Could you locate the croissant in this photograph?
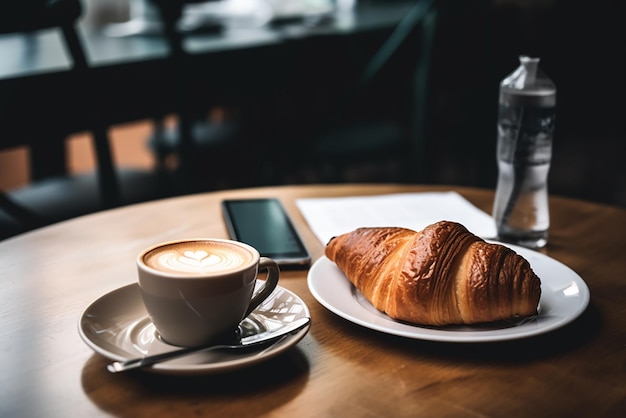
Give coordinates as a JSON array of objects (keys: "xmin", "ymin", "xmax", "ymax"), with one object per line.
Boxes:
[{"xmin": 325, "ymin": 221, "xmax": 541, "ymax": 326}]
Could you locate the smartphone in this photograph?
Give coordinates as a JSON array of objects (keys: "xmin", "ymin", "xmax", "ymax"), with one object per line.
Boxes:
[{"xmin": 222, "ymin": 198, "xmax": 311, "ymax": 268}]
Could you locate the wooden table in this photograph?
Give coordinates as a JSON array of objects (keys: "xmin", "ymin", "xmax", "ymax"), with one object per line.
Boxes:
[{"xmin": 1, "ymin": 184, "xmax": 624, "ymax": 417}]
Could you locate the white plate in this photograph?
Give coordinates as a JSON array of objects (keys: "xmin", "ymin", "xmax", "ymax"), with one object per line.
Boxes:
[
  {"xmin": 308, "ymin": 245, "xmax": 590, "ymax": 342},
  {"xmin": 79, "ymin": 283, "xmax": 310, "ymax": 375}
]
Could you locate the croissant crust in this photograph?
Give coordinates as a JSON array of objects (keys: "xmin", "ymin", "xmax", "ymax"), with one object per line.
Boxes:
[{"xmin": 325, "ymin": 221, "xmax": 541, "ymax": 326}]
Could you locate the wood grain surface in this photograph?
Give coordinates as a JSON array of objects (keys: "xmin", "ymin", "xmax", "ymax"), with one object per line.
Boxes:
[{"xmin": 1, "ymin": 184, "xmax": 624, "ymax": 417}]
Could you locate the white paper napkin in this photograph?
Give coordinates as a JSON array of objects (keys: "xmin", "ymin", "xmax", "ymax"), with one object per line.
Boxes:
[{"xmin": 296, "ymin": 191, "xmax": 497, "ymax": 245}]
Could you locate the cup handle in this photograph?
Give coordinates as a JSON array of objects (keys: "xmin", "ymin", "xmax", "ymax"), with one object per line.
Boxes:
[{"xmin": 245, "ymin": 257, "xmax": 280, "ymax": 317}]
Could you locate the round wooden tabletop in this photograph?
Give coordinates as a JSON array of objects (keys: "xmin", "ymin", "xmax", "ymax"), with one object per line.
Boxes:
[{"xmin": 1, "ymin": 184, "xmax": 624, "ymax": 417}]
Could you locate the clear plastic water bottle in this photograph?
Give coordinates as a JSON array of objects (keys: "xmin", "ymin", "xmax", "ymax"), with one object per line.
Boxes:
[{"xmin": 492, "ymin": 56, "xmax": 556, "ymax": 249}]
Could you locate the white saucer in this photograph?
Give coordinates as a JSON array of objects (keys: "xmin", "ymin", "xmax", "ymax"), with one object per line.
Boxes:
[
  {"xmin": 308, "ymin": 244, "xmax": 590, "ymax": 343},
  {"xmin": 79, "ymin": 283, "xmax": 310, "ymax": 375}
]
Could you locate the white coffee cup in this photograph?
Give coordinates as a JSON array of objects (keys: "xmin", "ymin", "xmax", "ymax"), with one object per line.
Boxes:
[{"xmin": 137, "ymin": 238, "xmax": 279, "ymax": 347}]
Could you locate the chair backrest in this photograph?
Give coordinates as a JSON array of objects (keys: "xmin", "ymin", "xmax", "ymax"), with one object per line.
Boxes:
[
  {"xmin": 320, "ymin": 0, "xmax": 438, "ymax": 132},
  {"xmin": 271, "ymin": 0, "xmax": 440, "ymax": 183},
  {"xmin": 0, "ymin": 0, "xmax": 121, "ymax": 227},
  {"xmin": 147, "ymin": 0, "xmax": 222, "ymax": 192}
]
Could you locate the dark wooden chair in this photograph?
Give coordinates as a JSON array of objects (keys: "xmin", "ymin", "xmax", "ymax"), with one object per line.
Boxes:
[
  {"xmin": 264, "ymin": 0, "xmax": 440, "ymax": 185},
  {"xmin": 0, "ymin": 0, "xmax": 171, "ymax": 239},
  {"xmin": 147, "ymin": 0, "xmax": 249, "ymax": 193}
]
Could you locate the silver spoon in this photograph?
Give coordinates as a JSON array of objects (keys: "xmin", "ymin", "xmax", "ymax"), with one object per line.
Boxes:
[{"xmin": 107, "ymin": 316, "xmax": 311, "ymax": 373}]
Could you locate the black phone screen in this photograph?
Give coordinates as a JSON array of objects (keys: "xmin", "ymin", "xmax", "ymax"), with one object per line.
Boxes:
[{"xmin": 222, "ymin": 198, "xmax": 310, "ymax": 267}]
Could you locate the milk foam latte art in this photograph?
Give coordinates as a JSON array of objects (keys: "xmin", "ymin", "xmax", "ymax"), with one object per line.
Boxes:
[{"xmin": 143, "ymin": 240, "xmax": 254, "ymax": 275}]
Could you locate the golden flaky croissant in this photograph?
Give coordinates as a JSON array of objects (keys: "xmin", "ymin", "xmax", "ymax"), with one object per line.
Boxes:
[{"xmin": 325, "ymin": 221, "xmax": 541, "ymax": 326}]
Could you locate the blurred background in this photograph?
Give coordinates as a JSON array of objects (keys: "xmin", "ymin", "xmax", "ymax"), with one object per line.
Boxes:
[{"xmin": 1, "ymin": 0, "xmax": 624, "ymax": 215}]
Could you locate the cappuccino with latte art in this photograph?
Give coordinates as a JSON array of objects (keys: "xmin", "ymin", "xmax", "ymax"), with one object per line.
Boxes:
[
  {"xmin": 137, "ymin": 238, "xmax": 280, "ymax": 347},
  {"xmin": 143, "ymin": 240, "xmax": 254, "ymax": 275}
]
